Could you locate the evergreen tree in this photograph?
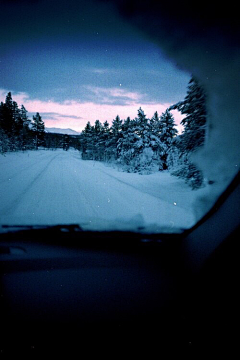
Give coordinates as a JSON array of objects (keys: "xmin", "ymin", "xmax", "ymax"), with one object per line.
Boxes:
[
  {"xmin": 117, "ymin": 117, "xmax": 136, "ymax": 168},
  {"xmin": 93, "ymin": 120, "xmax": 104, "ymax": 160},
  {"xmin": 12, "ymin": 101, "xmax": 21, "ymax": 129},
  {"xmin": 118, "ymin": 108, "xmax": 156, "ymax": 173},
  {"xmin": 80, "ymin": 121, "xmax": 95, "ymax": 160},
  {"xmin": 111, "ymin": 115, "xmax": 122, "ymax": 137},
  {"xmin": 32, "ymin": 112, "xmax": 45, "ymax": 149},
  {"xmin": 150, "ymin": 111, "xmax": 162, "ymax": 135},
  {"xmin": 20, "ymin": 105, "xmax": 31, "ymax": 129},
  {"xmin": 0, "ymin": 92, "xmax": 44, "ymax": 152},
  {"xmin": 77, "ymin": 77, "xmax": 206, "ymax": 188},
  {"xmin": 1, "ymin": 92, "xmax": 15, "ymax": 135},
  {"xmin": 170, "ymin": 76, "xmax": 207, "ymax": 188},
  {"xmin": 134, "ymin": 107, "xmax": 148, "ymax": 142},
  {"xmin": 149, "ymin": 111, "xmax": 164, "ymax": 166},
  {"xmin": 108, "ymin": 115, "xmax": 122, "ymax": 160},
  {"xmin": 133, "ymin": 107, "xmax": 148, "ymax": 153},
  {"xmin": 158, "ymin": 109, "xmax": 178, "ymax": 170},
  {"xmin": 19, "ymin": 105, "xmax": 32, "ymax": 150},
  {"xmin": 172, "ymin": 76, "xmax": 207, "ymax": 153},
  {"xmin": 102, "ymin": 121, "xmax": 111, "ymax": 161},
  {"xmin": 131, "ymin": 108, "xmax": 155, "ymax": 172}
]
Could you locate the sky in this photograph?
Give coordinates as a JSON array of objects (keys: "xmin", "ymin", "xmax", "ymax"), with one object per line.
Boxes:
[{"xmin": 0, "ymin": 0, "xmax": 190, "ymax": 132}]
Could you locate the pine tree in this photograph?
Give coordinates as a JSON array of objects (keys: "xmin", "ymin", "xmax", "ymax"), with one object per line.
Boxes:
[
  {"xmin": 102, "ymin": 121, "xmax": 111, "ymax": 161},
  {"xmin": 158, "ymin": 109, "xmax": 178, "ymax": 170},
  {"xmin": 20, "ymin": 105, "xmax": 30, "ymax": 129},
  {"xmin": 108, "ymin": 115, "xmax": 122, "ymax": 160},
  {"xmin": 1, "ymin": 92, "xmax": 15, "ymax": 135},
  {"xmin": 135, "ymin": 107, "xmax": 148, "ymax": 138},
  {"xmin": 32, "ymin": 112, "xmax": 45, "ymax": 149},
  {"xmin": 170, "ymin": 76, "xmax": 207, "ymax": 188},
  {"xmin": 149, "ymin": 111, "xmax": 164, "ymax": 166},
  {"xmin": 126, "ymin": 108, "xmax": 156, "ymax": 173},
  {"xmin": 175, "ymin": 76, "xmax": 207, "ymax": 152},
  {"xmin": 20, "ymin": 105, "xmax": 32, "ymax": 150},
  {"xmin": 117, "ymin": 117, "xmax": 136, "ymax": 168},
  {"xmin": 12, "ymin": 101, "xmax": 21, "ymax": 129},
  {"xmin": 150, "ymin": 111, "xmax": 162, "ymax": 134},
  {"xmin": 80, "ymin": 121, "xmax": 95, "ymax": 159},
  {"xmin": 0, "ymin": 93, "xmax": 45, "ymax": 151},
  {"xmin": 93, "ymin": 120, "xmax": 104, "ymax": 160}
]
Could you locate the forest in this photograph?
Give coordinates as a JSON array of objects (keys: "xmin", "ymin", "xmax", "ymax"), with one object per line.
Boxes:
[
  {"xmin": 79, "ymin": 76, "xmax": 207, "ymax": 188},
  {"xmin": 0, "ymin": 93, "xmax": 79, "ymax": 152},
  {"xmin": 0, "ymin": 76, "xmax": 207, "ymax": 188}
]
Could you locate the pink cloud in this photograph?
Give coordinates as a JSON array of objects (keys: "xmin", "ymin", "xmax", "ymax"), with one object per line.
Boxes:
[{"xmin": 85, "ymin": 86, "xmax": 142, "ymax": 104}]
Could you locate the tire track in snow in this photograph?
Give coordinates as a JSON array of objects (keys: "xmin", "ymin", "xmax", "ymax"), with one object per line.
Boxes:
[
  {"xmin": 0, "ymin": 151, "xmax": 57, "ymax": 186},
  {"xmin": 1, "ymin": 152, "xmax": 62, "ymax": 217},
  {"xmin": 49, "ymin": 152, "xmax": 101, "ymax": 219},
  {"xmin": 69, "ymin": 171, "xmax": 102, "ymax": 219}
]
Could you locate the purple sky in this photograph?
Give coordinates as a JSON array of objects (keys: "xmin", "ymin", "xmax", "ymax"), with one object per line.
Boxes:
[{"xmin": 0, "ymin": 0, "xmax": 189, "ymax": 131}]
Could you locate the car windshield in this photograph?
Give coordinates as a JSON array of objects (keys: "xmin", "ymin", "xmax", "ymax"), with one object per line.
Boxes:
[{"xmin": 0, "ymin": 0, "xmax": 239, "ymax": 234}]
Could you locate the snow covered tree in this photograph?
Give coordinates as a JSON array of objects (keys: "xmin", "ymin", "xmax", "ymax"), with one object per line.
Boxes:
[
  {"xmin": 149, "ymin": 111, "xmax": 164, "ymax": 165},
  {"xmin": 173, "ymin": 76, "xmax": 207, "ymax": 152},
  {"xmin": 119, "ymin": 108, "xmax": 157, "ymax": 173},
  {"xmin": 108, "ymin": 115, "xmax": 122, "ymax": 160},
  {"xmin": 135, "ymin": 108, "xmax": 157, "ymax": 172},
  {"xmin": 150, "ymin": 111, "xmax": 162, "ymax": 135},
  {"xmin": 133, "ymin": 108, "xmax": 148, "ymax": 151},
  {"xmin": 78, "ymin": 83, "xmax": 206, "ymax": 183},
  {"xmin": 32, "ymin": 112, "xmax": 45, "ymax": 149},
  {"xmin": 102, "ymin": 120, "xmax": 111, "ymax": 161},
  {"xmin": 170, "ymin": 76, "xmax": 207, "ymax": 188},
  {"xmin": 20, "ymin": 105, "xmax": 31, "ymax": 129},
  {"xmin": 158, "ymin": 109, "xmax": 178, "ymax": 170},
  {"xmin": 93, "ymin": 120, "xmax": 104, "ymax": 160},
  {"xmin": 117, "ymin": 117, "xmax": 137, "ymax": 169},
  {"xmin": 80, "ymin": 121, "xmax": 95, "ymax": 160},
  {"xmin": 111, "ymin": 115, "xmax": 122, "ymax": 137}
]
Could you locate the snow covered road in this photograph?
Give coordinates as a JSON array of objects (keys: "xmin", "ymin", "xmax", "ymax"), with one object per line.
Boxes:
[{"xmin": 0, "ymin": 149, "xmax": 199, "ymax": 232}]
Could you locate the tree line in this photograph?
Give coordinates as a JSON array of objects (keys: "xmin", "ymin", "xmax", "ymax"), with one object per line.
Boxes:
[
  {"xmin": 79, "ymin": 76, "xmax": 207, "ymax": 188},
  {"xmin": 0, "ymin": 92, "xmax": 79, "ymax": 152},
  {"xmin": 0, "ymin": 92, "xmax": 45, "ymax": 151}
]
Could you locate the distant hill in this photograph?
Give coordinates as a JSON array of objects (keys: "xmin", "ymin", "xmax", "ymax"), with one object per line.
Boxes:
[{"xmin": 46, "ymin": 127, "xmax": 80, "ymax": 135}]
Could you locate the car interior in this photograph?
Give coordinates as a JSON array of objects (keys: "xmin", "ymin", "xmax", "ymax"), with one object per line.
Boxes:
[
  {"xmin": 0, "ymin": 170, "xmax": 239, "ymax": 356},
  {"xmin": 0, "ymin": 0, "xmax": 239, "ymax": 356}
]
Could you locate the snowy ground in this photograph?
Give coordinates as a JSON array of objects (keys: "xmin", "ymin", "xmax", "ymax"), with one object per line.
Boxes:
[{"xmin": 0, "ymin": 149, "xmax": 207, "ymax": 233}]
